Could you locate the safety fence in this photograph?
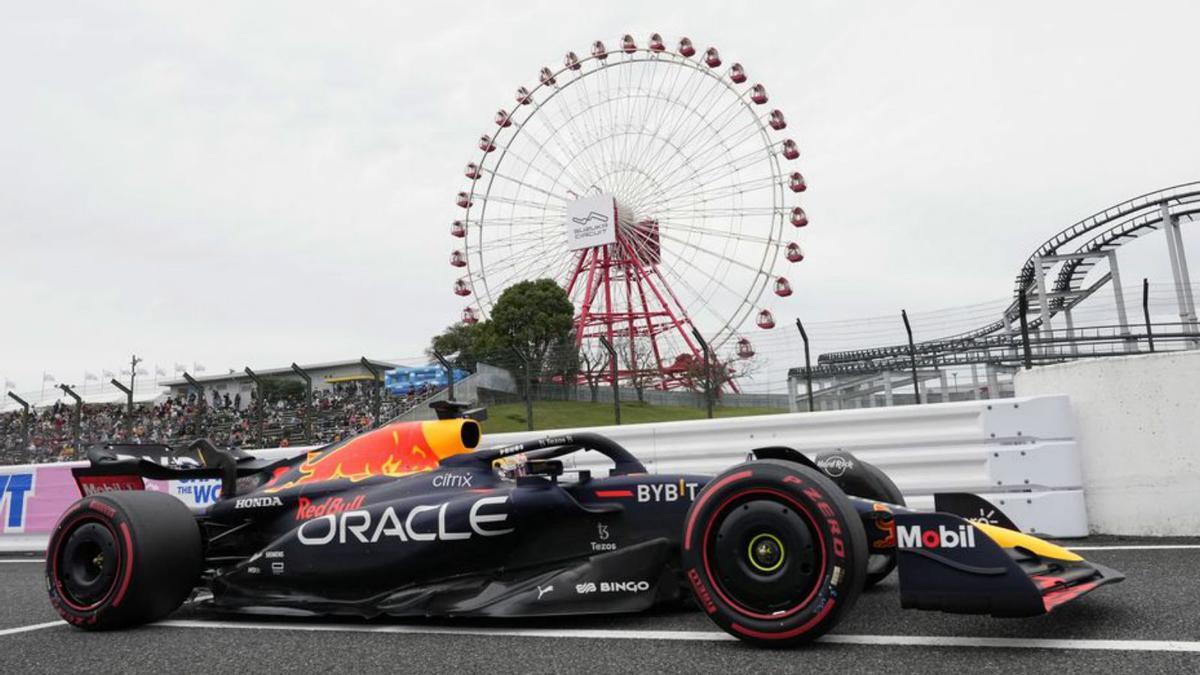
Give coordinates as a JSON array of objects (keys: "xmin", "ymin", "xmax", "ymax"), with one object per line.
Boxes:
[{"xmin": 0, "ymin": 395, "xmax": 1085, "ymax": 552}]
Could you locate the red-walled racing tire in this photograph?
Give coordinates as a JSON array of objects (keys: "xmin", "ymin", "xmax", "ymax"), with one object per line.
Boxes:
[
  {"xmin": 46, "ymin": 491, "xmax": 202, "ymax": 630},
  {"xmin": 682, "ymin": 460, "xmax": 867, "ymax": 647}
]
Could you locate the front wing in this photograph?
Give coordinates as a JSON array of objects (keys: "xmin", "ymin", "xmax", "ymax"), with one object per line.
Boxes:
[{"xmin": 892, "ymin": 512, "xmax": 1123, "ymax": 617}]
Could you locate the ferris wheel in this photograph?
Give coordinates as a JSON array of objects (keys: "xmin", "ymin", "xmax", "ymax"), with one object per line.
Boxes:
[{"xmin": 451, "ymin": 34, "xmax": 807, "ymax": 389}]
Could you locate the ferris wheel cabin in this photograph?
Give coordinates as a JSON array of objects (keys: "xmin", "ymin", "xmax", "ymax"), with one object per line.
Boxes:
[{"xmin": 786, "ymin": 242, "xmax": 805, "ymax": 262}]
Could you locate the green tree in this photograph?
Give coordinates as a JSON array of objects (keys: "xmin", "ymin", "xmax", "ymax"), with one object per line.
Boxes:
[
  {"xmin": 489, "ymin": 279, "xmax": 574, "ymax": 429},
  {"xmin": 428, "ymin": 321, "xmax": 494, "ymax": 371},
  {"xmin": 428, "ymin": 279, "xmax": 574, "ymax": 429},
  {"xmin": 489, "ymin": 279, "xmax": 575, "ymax": 371}
]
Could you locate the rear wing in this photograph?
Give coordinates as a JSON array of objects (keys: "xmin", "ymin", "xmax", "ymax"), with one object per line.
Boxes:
[{"xmin": 71, "ymin": 440, "xmax": 287, "ymax": 500}]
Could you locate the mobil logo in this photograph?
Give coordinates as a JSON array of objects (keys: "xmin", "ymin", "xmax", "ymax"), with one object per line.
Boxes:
[
  {"xmin": 897, "ymin": 523, "xmax": 977, "ymax": 550},
  {"xmin": 0, "ymin": 472, "xmax": 36, "ymax": 533},
  {"xmin": 78, "ymin": 475, "xmax": 145, "ymax": 496}
]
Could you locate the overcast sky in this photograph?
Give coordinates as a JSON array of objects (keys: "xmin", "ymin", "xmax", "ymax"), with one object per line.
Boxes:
[{"xmin": 2, "ymin": 1, "xmax": 1198, "ymax": 394}]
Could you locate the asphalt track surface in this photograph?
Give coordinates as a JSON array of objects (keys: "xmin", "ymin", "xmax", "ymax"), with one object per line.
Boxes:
[{"xmin": 2, "ymin": 537, "xmax": 1199, "ymax": 674}]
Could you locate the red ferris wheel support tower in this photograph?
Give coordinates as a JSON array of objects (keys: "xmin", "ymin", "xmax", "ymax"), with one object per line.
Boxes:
[{"xmin": 563, "ymin": 194, "xmax": 731, "ymax": 391}]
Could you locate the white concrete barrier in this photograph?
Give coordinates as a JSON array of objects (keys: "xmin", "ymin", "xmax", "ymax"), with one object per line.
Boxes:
[
  {"xmin": 1015, "ymin": 350, "xmax": 1200, "ymax": 536},
  {"xmin": 488, "ymin": 395, "xmax": 1087, "ymax": 537}
]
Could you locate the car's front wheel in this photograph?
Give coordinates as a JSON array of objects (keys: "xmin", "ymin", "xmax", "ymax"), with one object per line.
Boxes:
[
  {"xmin": 681, "ymin": 460, "xmax": 867, "ymax": 647},
  {"xmin": 46, "ymin": 491, "xmax": 202, "ymax": 630}
]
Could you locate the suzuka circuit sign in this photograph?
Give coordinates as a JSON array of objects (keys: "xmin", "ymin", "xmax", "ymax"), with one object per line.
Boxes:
[{"xmin": 565, "ymin": 193, "xmax": 618, "ymax": 250}]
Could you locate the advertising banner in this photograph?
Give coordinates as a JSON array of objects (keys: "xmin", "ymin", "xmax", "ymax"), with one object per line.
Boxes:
[
  {"xmin": 1, "ymin": 462, "xmax": 81, "ymax": 536},
  {"xmin": 564, "ymin": 193, "xmax": 618, "ymax": 250}
]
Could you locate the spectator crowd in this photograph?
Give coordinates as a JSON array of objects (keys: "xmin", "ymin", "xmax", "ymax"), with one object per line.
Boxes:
[{"xmin": 0, "ymin": 381, "xmax": 441, "ymax": 466}]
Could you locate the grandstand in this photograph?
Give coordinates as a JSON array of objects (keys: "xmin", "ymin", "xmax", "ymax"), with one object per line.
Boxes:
[{"xmin": 0, "ymin": 358, "xmax": 450, "ymax": 466}]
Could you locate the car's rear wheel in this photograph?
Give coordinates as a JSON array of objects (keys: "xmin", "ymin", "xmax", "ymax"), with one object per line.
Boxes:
[
  {"xmin": 682, "ymin": 460, "xmax": 867, "ymax": 647},
  {"xmin": 46, "ymin": 491, "xmax": 202, "ymax": 630}
]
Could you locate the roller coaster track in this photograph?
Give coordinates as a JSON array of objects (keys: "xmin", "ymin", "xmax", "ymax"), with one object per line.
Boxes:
[{"xmin": 809, "ymin": 182, "xmax": 1200, "ymax": 376}]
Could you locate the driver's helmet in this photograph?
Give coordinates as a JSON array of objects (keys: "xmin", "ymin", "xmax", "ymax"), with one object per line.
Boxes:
[{"xmin": 493, "ymin": 453, "xmax": 529, "ymax": 481}]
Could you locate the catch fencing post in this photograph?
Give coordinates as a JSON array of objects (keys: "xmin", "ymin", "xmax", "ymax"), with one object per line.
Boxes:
[
  {"xmin": 1142, "ymin": 278, "xmax": 1155, "ymax": 352},
  {"xmin": 126, "ymin": 354, "xmax": 141, "ymax": 437},
  {"xmin": 7, "ymin": 391, "xmax": 32, "ymax": 453},
  {"xmin": 599, "ymin": 337, "xmax": 620, "ymax": 425},
  {"xmin": 432, "ymin": 350, "xmax": 456, "ymax": 402},
  {"xmin": 183, "ymin": 372, "xmax": 206, "ymax": 437},
  {"xmin": 291, "ymin": 363, "xmax": 312, "ymax": 442},
  {"xmin": 58, "ymin": 384, "xmax": 83, "ymax": 455},
  {"xmin": 901, "ymin": 310, "xmax": 921, "ymax": 404},
  {"xmin": 690, "ymin": 328, "xmax": 715, "ymax": 419},
  {"xmin": 110, "ymin": 378, "xmax": 134, "ymax": 439},
  {"xmin": 794, "ymin": 319, "xmax": 814, "ymax": 412},
  {"xmin": 360, "ymin": 358, "xmax": 383, "ymax": 428},
  {"xmin": 244, "ymin": 367, "xmax": 266, "ymax": 446}
]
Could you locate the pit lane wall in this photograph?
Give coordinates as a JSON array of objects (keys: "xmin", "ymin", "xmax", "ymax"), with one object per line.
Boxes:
[
  {"xmin": 0, "ymin": 395, "xmax": 1086, "ymax": 552},
  {"xmin": 487, "ymin": 395, "xmax": 1088, "ymax": 538},
  {"xmin": 1015, "ymin": 350, "xmax": 1200, "ymax": 536}
]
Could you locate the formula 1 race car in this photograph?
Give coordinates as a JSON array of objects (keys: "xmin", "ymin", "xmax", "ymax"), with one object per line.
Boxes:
[{"xmin": 46, "ymin": 403, "xmax": 1123, "ymax": 646}]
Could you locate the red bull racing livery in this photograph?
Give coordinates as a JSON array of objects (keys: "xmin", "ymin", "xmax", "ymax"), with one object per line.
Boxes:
[{"xmin": 45, "ymin": 403, "xmax": 1123, "ymax": 646}]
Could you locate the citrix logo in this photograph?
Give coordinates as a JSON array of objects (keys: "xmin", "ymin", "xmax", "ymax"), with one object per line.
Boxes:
[
  {"xmin": 897, "ymin": 523, "xmax": 976, "ymax": 549},
  {"xmin": 432, "ymin": 473, "xmax": 473, "ymax": 488}
]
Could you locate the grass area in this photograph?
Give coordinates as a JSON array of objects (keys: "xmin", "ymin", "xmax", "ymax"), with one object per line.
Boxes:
[{"xmin": 480, "ymin": 399, "xmax": 784, "ymax": 434}]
